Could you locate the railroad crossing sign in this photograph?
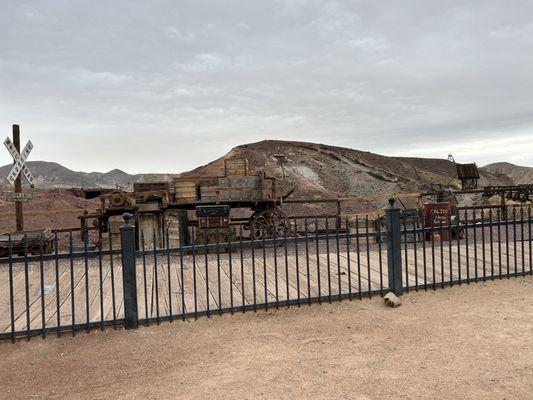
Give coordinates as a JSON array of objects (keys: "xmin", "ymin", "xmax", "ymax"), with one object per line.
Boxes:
[{"xmin": 4, "ymin": 136, "xmax": 35, "ymax": 186}]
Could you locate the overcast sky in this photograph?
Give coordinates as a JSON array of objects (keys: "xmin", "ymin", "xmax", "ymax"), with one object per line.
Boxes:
[{"xmin": 1, "ymin": 1, "xmax": 532, "ymax": 173}]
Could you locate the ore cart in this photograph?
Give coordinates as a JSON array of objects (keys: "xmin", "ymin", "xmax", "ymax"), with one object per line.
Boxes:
[{"xmin": 171, "ymin": 159, "xmax": 292, "ymax": 241}]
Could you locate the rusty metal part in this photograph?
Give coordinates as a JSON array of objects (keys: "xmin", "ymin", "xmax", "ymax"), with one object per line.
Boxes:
[
  {"xmin": 196, "ymin": 205, "xmax": 230, "ymax": 229},
  {"xmin": 483, "ymin": 185, "xmax": 533, "ymax": 203},
  {"xmin": 249, "ymin": 208, "xmax": 289, "ymax": 240},
  {"xmin": 108, "ymin": 191, "xmax": 130, "ymax": 208}
]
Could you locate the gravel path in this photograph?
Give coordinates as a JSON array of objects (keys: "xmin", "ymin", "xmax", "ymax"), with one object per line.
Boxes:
[{"xmin": 1, "ymin": 276, "xmax": 532, "ymax": 399}]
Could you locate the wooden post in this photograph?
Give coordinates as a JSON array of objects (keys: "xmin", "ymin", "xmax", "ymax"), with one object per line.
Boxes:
[{"xmin": 12, "ymin": 125, "xmax": 23, "ymax": 232}]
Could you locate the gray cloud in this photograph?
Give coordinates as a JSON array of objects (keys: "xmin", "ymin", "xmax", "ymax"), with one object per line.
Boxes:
[{"xmin": 1, "ymin": 0, "xmax": 532, "ymax": 173}]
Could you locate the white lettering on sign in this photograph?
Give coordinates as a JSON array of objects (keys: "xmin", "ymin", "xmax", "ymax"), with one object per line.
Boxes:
[
  {"xmin": 0, "ymin": 191, "xmax": 35, "ymax": 202},
  {"xmin": 4, "ymin": 137, "xmax": 35, "ymax": 186}
]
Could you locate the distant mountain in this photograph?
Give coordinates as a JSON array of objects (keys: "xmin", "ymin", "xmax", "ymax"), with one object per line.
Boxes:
[
  {"xmin": 0, "ymin": 161, "xmax": 139, "ymax": 189},
  {"xmin": 0, "ymin": 161, "xmax": 180, "ymax": 189},
  {"xmin": 480, "ymin": 162, "xmax": 533, "ymax": 185}
]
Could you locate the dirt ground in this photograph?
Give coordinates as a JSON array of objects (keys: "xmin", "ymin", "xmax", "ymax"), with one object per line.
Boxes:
[
  {"xmin": 0, "ymin": 188, "xmax": 99, "ymax": 233},
  {"xmin": 1, "ymin": 277, "xmax": 532, "ymax": 400}
]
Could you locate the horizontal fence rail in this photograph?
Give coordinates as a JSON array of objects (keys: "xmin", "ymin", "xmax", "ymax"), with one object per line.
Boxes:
[{"xmin": 0, "ymin": 205, "xmax": 531, "ymax": 341}]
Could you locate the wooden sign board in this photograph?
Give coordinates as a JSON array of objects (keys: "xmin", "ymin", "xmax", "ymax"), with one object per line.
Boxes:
[
  {"xmin": 0, "ymin": 191, "xmax": 35, "ymax": 202},
  {"xmin": 424, "ymin": 202, "xmax": 452, "ymax": 241}
]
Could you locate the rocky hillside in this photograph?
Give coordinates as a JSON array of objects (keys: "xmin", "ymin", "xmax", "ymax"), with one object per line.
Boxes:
[
  {"xmin": 480, "ymin": 162, "xmax": 533, "ymax": 185},
  {"xmin": 0, "ymin": 188, "xmax": 100, "ymax": 233},
  {"xmin": 183, "ymin": 140, "xmax": 526, "ymax": 211}
]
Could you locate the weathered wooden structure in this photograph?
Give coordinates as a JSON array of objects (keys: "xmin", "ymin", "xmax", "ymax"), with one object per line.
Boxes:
[
  {"xmin": 79, "ymin": 181, "xmax": 182, "ymax": 250},
  {"xmin": 456, "ymin": 163, "xmax": 480, "ymax": 190},
  {"xmin": 79, "ymin": 158, "xmax": 296, "ymax": 249},
  {"xmin": 171, "ymin": 158, "xmax": 290, "ymax": 241},
  {"xmin": 483, "ymin": 184, "xmax": 533, "ymax": 203}
]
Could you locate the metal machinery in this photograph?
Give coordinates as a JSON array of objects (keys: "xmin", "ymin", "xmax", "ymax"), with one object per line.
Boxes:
[{"xmin": 78, "ymin": 181, "xmax": 183, "ymax": 249}]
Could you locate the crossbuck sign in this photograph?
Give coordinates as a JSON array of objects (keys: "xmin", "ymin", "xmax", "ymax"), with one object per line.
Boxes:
[{"xmin": 4, "ymin": 137, "xmax": 35, "ymax": 186}]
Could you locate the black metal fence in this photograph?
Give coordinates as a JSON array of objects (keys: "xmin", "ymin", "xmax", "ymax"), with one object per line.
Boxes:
[
  {"xmin": 0, "ymin": 205, "xmax": 531, "ymax": 341},
  {"xmin": 0, "ymin": 232, "xmax": 123, "ymax": 341},
  {"xmin": 134, "ymin": 212, "xmax": 387, "ymax": 326},
  {"xmin": 400, "ymin": 206, "xmax": 532, "ymax": 291}
]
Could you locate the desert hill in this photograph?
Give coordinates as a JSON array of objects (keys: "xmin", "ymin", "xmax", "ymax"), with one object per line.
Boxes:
[
  {"xmin": 481, "ymin": 162, "xmax": 533, "ymax": 185},
  {"xmin": 183, "ymin": 140, "xmax": 528, "ymax": 210}
]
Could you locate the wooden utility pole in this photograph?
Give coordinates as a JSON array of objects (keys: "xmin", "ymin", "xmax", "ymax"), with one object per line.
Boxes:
[{"xmin": 12, "ymin": 124, "xmax": 23, "ymax": 231}]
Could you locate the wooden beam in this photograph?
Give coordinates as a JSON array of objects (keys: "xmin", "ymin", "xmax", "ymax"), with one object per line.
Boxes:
[{"xmin": 12, "ymin": 124, "xmax": 23, "ymax": 232}]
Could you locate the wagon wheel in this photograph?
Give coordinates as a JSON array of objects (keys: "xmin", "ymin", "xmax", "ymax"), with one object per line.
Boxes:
[
  {"xmin": 250, "ymin": 209, "xmax": 289, "ymax": 240},
  {"xmin": 108, "ymin": 191, "xmax": 129, "ymax": 208}
]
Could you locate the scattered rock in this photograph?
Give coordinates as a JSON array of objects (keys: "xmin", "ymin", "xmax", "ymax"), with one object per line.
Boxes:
[
  {"xmin": 34, "ymin": 284, "xmax": 55, "ymax": 297},
  {"xmin": 384, "ymin": 292, "xmax": 402, "ymax": 308}
]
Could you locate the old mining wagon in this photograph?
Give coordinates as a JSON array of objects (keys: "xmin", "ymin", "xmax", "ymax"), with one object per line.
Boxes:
[
  {"xmin": 80, "ymin": 158, "xmax": 295, "ymax": 249},
  {"xmin": 172, "ymin": 158, "xmax": 293, "ymax": 241}
]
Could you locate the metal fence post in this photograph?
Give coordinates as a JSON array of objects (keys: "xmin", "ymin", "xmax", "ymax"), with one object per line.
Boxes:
[
  {"xmin": 120, "ymin": 213, "xmax": 138, "ymax": 329},
  {"xmin": 386, "ymin": 201, "xmax": 403, "ymax": 296}
]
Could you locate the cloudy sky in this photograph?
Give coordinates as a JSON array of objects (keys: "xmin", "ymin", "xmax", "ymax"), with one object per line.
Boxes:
[{"xmin": 1, "ymin": 0, "xmax": 532, "ymax": 173}]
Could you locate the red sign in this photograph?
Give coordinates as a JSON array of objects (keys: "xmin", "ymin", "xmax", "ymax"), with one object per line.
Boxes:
[{"xmin": 424, "ymin": 202, "xmax": 452, "ymax": 240}]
